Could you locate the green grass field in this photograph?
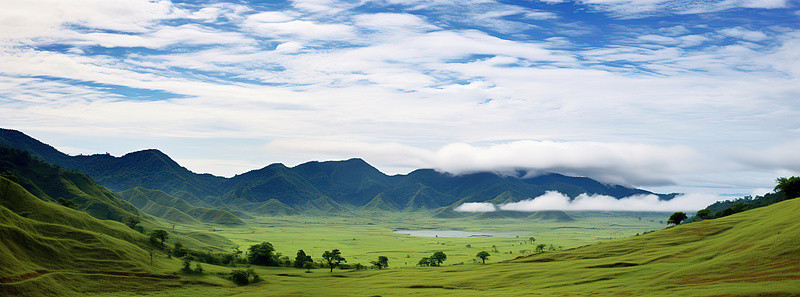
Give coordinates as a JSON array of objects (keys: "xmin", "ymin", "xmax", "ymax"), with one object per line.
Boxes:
[
  {"xmin": 78, "ymin": 198, "xmax": 799, "ymax": 297},
  {"xmin": 212, "ymin": 211, "xmax": 669, "ymax": 267}
]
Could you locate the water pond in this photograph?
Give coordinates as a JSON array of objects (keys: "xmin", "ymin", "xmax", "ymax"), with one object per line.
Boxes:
[{"xmin": 393, "ymin": 229, "xmax": 529, "ymax": 238}]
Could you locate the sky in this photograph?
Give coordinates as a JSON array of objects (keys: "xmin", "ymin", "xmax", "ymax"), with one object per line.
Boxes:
[{"xmin": 1, "ymin": 0, "xmax": 800, "ymax": 199}]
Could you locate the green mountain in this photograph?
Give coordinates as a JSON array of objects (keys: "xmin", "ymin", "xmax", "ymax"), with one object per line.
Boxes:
[
  {"xmin": 117, "ymin": 187, "xmax": 244, "ymax": 225},
  {"xmin": 0, "ymin": 129, "xmax": 675, "ymax": 214},
  {"xmin": 0, "ymin": 146, "xmax": 140, "ymax": 222}
]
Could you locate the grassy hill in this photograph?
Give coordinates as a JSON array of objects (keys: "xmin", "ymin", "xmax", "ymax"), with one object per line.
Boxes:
[
  {"xmin": 0, "ymin": 176, "xmax": 157, "ymax": 295},
  {"xmin": 0, "ymin": 146, "xmax": 140, "ymax": 222},
  {"xmin": 118, "ymin": 187, "xmax": 244, "ymax": 225}
]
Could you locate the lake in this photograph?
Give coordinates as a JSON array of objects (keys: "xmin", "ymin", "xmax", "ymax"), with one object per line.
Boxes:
[{"xmin": 393, "ymin": 229, "xmax": 529, "ymax": 238}]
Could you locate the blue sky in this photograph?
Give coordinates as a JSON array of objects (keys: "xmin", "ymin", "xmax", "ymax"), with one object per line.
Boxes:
[{"xmin": 1, "ymin": 0, "xmax": 799, "ymax": 198}]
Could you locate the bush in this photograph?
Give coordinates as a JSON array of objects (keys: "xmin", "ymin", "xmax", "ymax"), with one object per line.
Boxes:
[{"xmin": 229, "ymin": 269, "xmax": 260, "ymax": 286}]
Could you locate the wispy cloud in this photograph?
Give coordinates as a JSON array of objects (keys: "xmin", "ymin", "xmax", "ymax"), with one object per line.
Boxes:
[{"xmin": 0, "ymin": 0, "xmax": 798, "ymax": 194}]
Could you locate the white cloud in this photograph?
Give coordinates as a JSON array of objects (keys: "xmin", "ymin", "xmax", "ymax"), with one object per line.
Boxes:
[
  {"xmin": 719, "ymin": 27, "xmax": 769, "ymax": 42},
  {"xmin": 267, "ymin": 139, "xmax": 708, "ymax": 186},
  {"xmin": 495, "ymin": 191, "xmax": 725, "ymax": 211},
  {"xmin": 454, "ymin": 202, "xmax": 497, "ymax": 212}
]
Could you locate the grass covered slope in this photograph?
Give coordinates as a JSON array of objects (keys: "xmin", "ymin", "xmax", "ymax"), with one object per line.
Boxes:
[
  {"xmin": 0, "ymin": 177, "xmax": 152, "ymax": 281},
  {"xmin": 118, "ymin": 187, "xmax": 244, "ymax": 225},
  {"xmin": 0, "ymin": 147, "xmax": 140, "ymax": 222}
]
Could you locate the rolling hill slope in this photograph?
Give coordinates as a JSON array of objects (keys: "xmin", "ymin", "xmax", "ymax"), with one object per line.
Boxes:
[{"xmin": 118, "ymin": 187, "xmax": 244, "ymax": 225}]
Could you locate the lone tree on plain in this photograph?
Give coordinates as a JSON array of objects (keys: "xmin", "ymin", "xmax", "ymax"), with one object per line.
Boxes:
[
  {"xmin": 151, "ymin": 229, "xmax": 168, "ymax": 246},
  {"xmin": 248, "ymin": 242, "xmax": 277, "ymax": 266},
  {"xmin": 371, "ymin": 256, "xmax": 389, "ymax": 269},
  {"xmin": 535, "ymin": 244, "xmax": 546, "ymax": 253},
  {"xmin": 322, "ymin": 249, "xmax": 345, "ymax": 272},
  {"xmin": 775, "ymin": 176, "xmax": 800, "ymax": 199},
  {"xmin": 294, "ymin": 249, "xmax": 313, "ymax": 269},
  {"xmin": 431, "ymin": 251, "xmax": 447, "ymax": 266},
  {"xmin": 476, "ymin": 251, "xmax": 490, "ymax": 264},
  {"xmin": 668, "ymin": 212, "xmax": 688, "ymax": 226}
]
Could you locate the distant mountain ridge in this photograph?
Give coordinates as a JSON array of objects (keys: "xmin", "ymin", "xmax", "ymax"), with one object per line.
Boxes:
[{"xmin": 0, "ymin": 128, "xmax": 676, "ymax": 214}]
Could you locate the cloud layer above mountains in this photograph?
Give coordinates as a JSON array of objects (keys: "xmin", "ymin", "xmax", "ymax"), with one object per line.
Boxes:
[{"xmin": 1, "ymin": 0, "xmax": 799, "ymax": 194}]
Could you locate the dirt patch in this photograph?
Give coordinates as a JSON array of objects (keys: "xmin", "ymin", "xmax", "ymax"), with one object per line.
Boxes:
[{"xmin": 0, "ymin": 270, "xmax": 49, "ymax": 283}]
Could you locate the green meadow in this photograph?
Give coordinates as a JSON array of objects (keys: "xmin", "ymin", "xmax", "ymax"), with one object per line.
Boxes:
[
  {"xmin": 212, "ymin": 211, "xmax": 669, "ymax": 267},
  {"xmin": 75, "ymin": 198, "xmax": 800, "ymax": 296}
]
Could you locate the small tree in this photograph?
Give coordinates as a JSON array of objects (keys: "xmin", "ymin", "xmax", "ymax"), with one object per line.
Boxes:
[
  {"xmin": 294, "ymin": 249, "xmax": 313, "ymax": 268},
  {"xmin": 529, "ymin": 236, "xmax": 536, "ymax": 244},
  {"xmin": 668, "ymin": 212, "xmax": 688, "ymax": 226},
  {"xmin": 418, "ymin": 257, "xmax": 431, "ymax": 267},
  {"xmin": 151, "ymin": 229, "xmax": 168, "ymax": 246},
  {"xmin": 430, "ymin": 251, "xmax": 447, "ymax": 266},
  {"xmin": 371, "ymin": 256, "xmax": 389, "ymax": 269},
  {"xmin": 775, "ymin": 176, "xmax": 800, "ymax": 199},
  {"xmin": 322, "ymin": 249, "xmax": 345, "ymax": 272},
  {"xmin": 695, "ymin": 209, "xmax": 712, "ymax": 220},
  {"xmin": 535, "ymin": 244, "xmax": 546, "ymax": 253},
  {"xmin": 248, "ymin": 242, "xmax": 277, "ymax": 266},
  {"xmin": 476, "ymin": 251, "xmax": 490, "ymax": 264}
]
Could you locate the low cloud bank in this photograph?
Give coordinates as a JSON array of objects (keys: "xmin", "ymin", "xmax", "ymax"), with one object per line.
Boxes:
[
  {"xmin": 454, "ymin": 191, "xmax": 727, "ymax": 212},
  {"xmin": 268, "ymin": 139, "xmax": 707, "ymax": 186},
  {"xmin": 453, "ymin": 202, "xmax": 496, "ymax": 212}
]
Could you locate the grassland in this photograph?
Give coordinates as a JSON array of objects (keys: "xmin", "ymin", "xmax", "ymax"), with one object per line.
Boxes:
[
  {"xmin": 77, "ymin": 198, "xmax": 800, "ymax": 297},
  {"xmin": 212, "ymin": 211, "xmax": 668, "ymax": 267}
]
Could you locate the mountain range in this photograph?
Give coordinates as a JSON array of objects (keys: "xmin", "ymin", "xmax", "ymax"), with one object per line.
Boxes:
[{"xmin": 0, "ymin": 128, "xmax": 676, "ymax": 215}]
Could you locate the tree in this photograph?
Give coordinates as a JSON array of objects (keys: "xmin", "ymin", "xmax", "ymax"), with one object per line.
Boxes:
[
  {"xmin": 248, "ymin": 242, "xmax": 277, "ymax": 266},
  {"xmin": 294, "ymin": 250, "xmax": 313, "ymax": 268},
  {"xmin": 126, "ymin": 217, "xmax": 144, "ymax": 233},
  {"xmin": 371, "ymin": 256, "xmax": 389, "ymax": 269},
  {"xmin": 668, "ymin": 212, "xmax": 688, "ymax": 226},
  {"xmin": 529, "ymin": 236, "xmax": 536, "ymax": 244},
  {"xmin": 476, "ymin": 251, "xmax": 490, "ymax": 264},
  {"xmin": 431, "ymin": 251, "xmax": 447, "ymax": 266},
  {"xmin": 418, "ymin": 257, "xmax": 431, "ymax": 267},
  {"xmin": 775, "ymin": 176, "xmax": 800, "ymax": 199},
  {"xmin": 695, "ymin": 209, "xmax": 712, "ymax": 220},
  {"xmin": 535, "ymin": 244, "xmax": 546, "ymax": 253},
  {"xmin": 322, "ymin": 249, "xmax": 345, "ymax": 272},
  {"xmin": 151, "ymin": 229, "xmax": 168, "ymax": 246}
]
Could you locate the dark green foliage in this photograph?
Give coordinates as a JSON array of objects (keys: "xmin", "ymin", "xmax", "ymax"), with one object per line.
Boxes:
[
  {"xmin": 170, "ymin": 243, "xmax": 243, "ymax": 266},
  {"xmin": 179, "ymin": 257, "xmax": 204, "ymax": 275},
  {"xmin": 667, "ymin": 212, "xmax": 687, "ymax": 225},
  {"xmin": 248, "ymin": 242, "xmax": 277, "ymax": 266},
  {"xmin": 151, "ymin": 229, "xmax": 168, "ymax": 245},
  {"xmin": 294, "ymin": 250, "xmax": 313, "ymax": 268},
  {"xmin": 417, "ymin": 257, "xmax": 431, "ymax": 267},
  {"xmin": 695, "ymin": 209, "xmax": 712, "ymax": 219},
  {"xmin": 430, "ymin": 251, "xmax": 447, "ymax": 266},
  {"xmin": 229, "ymin": 269, "xmax": 260, "ymax": 286},
  {"xmin": 476, "ymin": 251, "xmax": 490, "ymax": 264},
  {"xmin": 535, "ymin": 244, "xmax": 546, "ymax": 253},
  {"xmin": 371, "ymin": 256, "xmax": 389, "ymax": 269},
  {"xmin": 775, "ymin": 176, "xmax": 800, "ymax": 199},
  {"xmin": 322, "ymin": 249, "xmax": 345, "ymax": 272}
]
